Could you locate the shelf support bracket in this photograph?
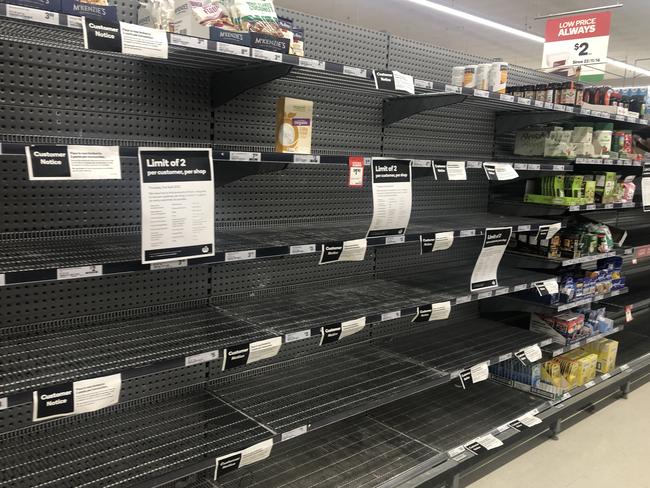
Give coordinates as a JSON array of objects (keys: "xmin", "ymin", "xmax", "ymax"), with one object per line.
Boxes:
[
  {"xmin": 211, "ymin": 63, "xmax": 293, "ymax": 108},
  {"xmin": 621, "ymin": 381, "xmax": 631, "ymax": 399},
  {"xmin": 495, "ymin": 111, "xmax": 574, "ymax": 134},
  {"xmin": 383, "ymin": 93, "xmax": 466, "ymax": 126}
]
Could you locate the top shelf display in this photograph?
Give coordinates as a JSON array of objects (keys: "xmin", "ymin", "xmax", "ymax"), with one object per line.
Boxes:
[{"xmin": 1, "ymin": 3, "xmax": 650, "ymax": 129}]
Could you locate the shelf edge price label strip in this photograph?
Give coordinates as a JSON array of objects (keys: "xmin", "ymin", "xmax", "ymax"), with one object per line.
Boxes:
[
  {"xmin": 82, "ymin": 18, "xmax": 168, "ymax": 59},
  {"xmin": 470, "ymin": 227, "xmax": 512, "ymax": 292},
  {"xmin": 215, "ymin": 439, "xmax": 274, "ymax": 479}
]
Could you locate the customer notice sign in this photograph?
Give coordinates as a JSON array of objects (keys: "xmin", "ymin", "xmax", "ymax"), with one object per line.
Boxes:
[{"xmin": 139, "ymin": 148, "xmax": 215, "ymax": 264}]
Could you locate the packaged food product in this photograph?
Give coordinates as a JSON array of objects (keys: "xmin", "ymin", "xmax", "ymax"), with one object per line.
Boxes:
[
  {"xmin": 451, "ymin": 66, "xmax": 465, "ymax": 87},
  {"xmin": 463, "ymin": 65, "xmax": 477, "ymax": 88},
  {"xmin": 290, "ymin": 27, "xmax": 304, "ymax": 57},
  {"xmin": 475, "ymin": 63, "xmax": 491, "ymax": 91},
  {"xmin": 192, "ymin": 2, "xmax": 238, "ymax": 31},
  {"xmin": 592, "ymin": 123, "xmax": 613, "ymax": 157},
  {"xmin": 275, "ymin": 97, "xmax": 313, "ymax": 154},
  {"xmin": 489, "ymin": 62, "xmax": 508, "ymax": 93},
  {"xmin": 535, "ymin": 84, "xmax": 548, "ymax": 102},
  {"xmin": 228, "ymin": 0, "xmax": 283, "ymax": 37}
]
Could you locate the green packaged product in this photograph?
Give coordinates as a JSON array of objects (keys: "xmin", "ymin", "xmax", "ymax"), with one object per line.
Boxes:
[{"xmin": 583, "ymin": 180, "xmax": 596, "ymax": 203}]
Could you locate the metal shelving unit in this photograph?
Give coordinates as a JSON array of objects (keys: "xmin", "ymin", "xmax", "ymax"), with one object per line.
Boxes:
[{"xmin": 1, "ymin": 2, "xmax": 649, "ymax": 488}]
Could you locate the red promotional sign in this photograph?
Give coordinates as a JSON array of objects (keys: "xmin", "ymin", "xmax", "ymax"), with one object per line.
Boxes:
[
  {"xmin": 544, "ymin": 12, "xmax": 612, "ymax": 42},
  {"xmin": 348, "ymin": 156, "xmax": 365, "ymax": 187},
  {"xmin": 542, "ymin": 11, "xmax": 612, "ymax": 80}
]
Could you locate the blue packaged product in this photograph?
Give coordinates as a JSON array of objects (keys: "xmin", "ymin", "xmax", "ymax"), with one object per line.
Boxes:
[
  {"xmin": 5, "ymin": 0, "xmax": 61, "ymax": 11},
  {"xmin": 60, "ymin": 0, "xmax": 117, "ymax": 20}
]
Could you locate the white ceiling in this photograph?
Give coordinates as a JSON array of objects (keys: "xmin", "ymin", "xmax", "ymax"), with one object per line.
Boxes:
[{"xmin": 275, "ymin": 0, "xmax": 650, "ymax": 85}]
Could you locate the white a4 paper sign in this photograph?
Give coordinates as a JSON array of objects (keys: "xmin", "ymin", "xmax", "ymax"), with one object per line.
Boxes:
[
  {"xmin": 470, "ymin": 227, "xmax": 512, "ymax": 292},
  {"xmin": 367, "ymin": 159, "xmax": 412, "ymax": 238},
  {"xmin": 139, "ymin": 148, "xmax": 215, "ymax": 264}
]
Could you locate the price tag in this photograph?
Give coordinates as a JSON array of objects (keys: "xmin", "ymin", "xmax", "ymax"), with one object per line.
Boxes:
[
  {"xmin": 581, "ymin": 108, "xmax": 592, "ymax": 115},
  {"xmin": 170, "ymin": 34, "xmax": 208, "ymax": 50},
  {"xmin": 293, "ymin": 154, "xmax": 320, "ymax": 164},
  {"xmin": 564, "ymin": 106, "xmax": 575, "ymax": 113},
  {"xmin": 460, "ymin": 229, "xmax": 476, "ymax": 238},
  {"xmin": 150, "ymin": 260, "xmax": 188, "ymax": 270},
  {"xmin": 601, "ymin": 373, "xmax": 612, "ymax": 380},
  {"xmin": 251, "ymin": 49, "xmax": 282, "ymax": 62},
  {"xmin": 474, "ymin": 89, "xmax": 489, "ymax": 98},
  {"xmin": 620, "ymin": 364, "xmax": 630, "ymax": 371},
  {"xmin": 0, "ymin": 274, "xmax": 5, "ymax": 287},
  {"xmin": 584, "ymin": 380, "xmax": 596, "ymax": 388},
  {"xmin": 230, "ymin": 152, "xmax": 261, "ymax": 162},
  {"xmin": 445, "ymin": 84, "xmax": 462, "ymax": 94},
  {"xmin": 569, "ymin": 205, "xmax": 581, "ymax": 212},
  {"xmin": 381, "ymin": 311, "xmax": 401, "ymax": 321},
  {"xmin": 447, "ymin": 446, "xmax": 466, "ymax": 458},
  {"xmin": 616, "ymin": 115, "xmax": 626, "ymax": 121},
  {"xmin": 0, "ymin": 397, "xmax": 6, "ymax": 410},
  {"xmin": 343, "ymin": 66, "xmax": 368, "ymax": 78},
  {"xmin": 67, "ymin": 15, "xmax": 82, "ymax": 29},
  {"xmin": 517, "ymin": 97, "xmax": 532, "ymax": 106},
  {"xmin": 281, "ymin": 425, "xmax": 308, "ymax": 442},
  {"xmin": 544, "ymin": 102, "xmax": 554, "ymax": 109},
  {"xmin": 216, "ymin": 42, "xmax": 249, "ymax": 56},
  {"xmin": 534, "ymin": 100, "xmax": 544, "ymax": 108},
  {"xmin": 414, "ymin": 79, "xmax": 434, "ymax": 89},
  {"xmin": 410, "ymin": 159, "xmax": 432, "ymax": 168},
  {"xmin": 290, "ymin": 244, "xmax": 316, "ymax": 255},
  {"xmin": 641, "ymin": 119, "xmax": 649, "ymax": 125},
  {"xmin": 57, "ymin": 265, "xmax": 103, "ymax": 280},
  {"xmin": 625, "ymin": 305, "xmax": 633, "ymax": 322},
  {"xmin": 514, "ymin": 163, "xmax": 527, "ymax": 170},
  {"xmin": 554, "ymin": 103, "xmax": 564, "ymax": 111},
  {"xmin": 6, "ymin": 4, "xmax": 60, "ymax": 24},
  {"xmin": 586, "ymin": 204, "xmax": 596, "ymax": 210},
  {"xmin": 553, "ymin": 165, "xmax": 565, "ymax": 172},
  {"xmin": 605, "ymin": 204, "xmax": 614, "ymax": 209},
  {"xmin": 514, "ymin": 284, "xmax": 528, "ymax": 292},
  {"xmin": 298, "ymin": 58, "xmax": 325, "ymax": 70},
  {"xmin": 500, "ymin": 94, "xmax": 515, "ymax": 103},
  {"xmin": 225, "ymin": 250, "xmax": 257, "ymax": 262},
  {"xmin": 478, "ymin": 291, "xmax": 493, "ymax": 300},
  {"xmin": 528, "ymin": 164, "xmax": 541, "ymax": 171},
  {"xmin": 185, "ymin": 350, "xmax": 219, "ymax": 366},
  {"xmin": 386, "ymin": 235, "xmax": 406, "ymax": 245},
  {"xmin": 285, "ymin": 330, "xmax": 311, "ymax": 343},
  {"xmin": 517, "ymin": 225, "xmax": 531, "ymax": 232},
  {"xmin": 498, "ymin": 352, "xmax": 513, "ymax": 362},
  {"xmin": 456, "ymin": 295, "xmax": 471, "ymax": 304}
]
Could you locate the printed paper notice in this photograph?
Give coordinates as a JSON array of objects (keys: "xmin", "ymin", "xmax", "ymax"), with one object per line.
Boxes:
[
  {"xmin": 33, "ymin": 373, "xmax": 121, "ymax": 421},
  {"xmin": 319, "ymin": 239, "xmax": 367, "ymax": 264},
  {"xmin": 483, "ymin": 162, "xmax": 519, "ymax": 181},
  {"xmin": 470, "ymin": 227, "xmax": 512, "ymax": 292},
  {"xmin": 537, "ymin": 222, "xmax": 562, "ymax": 240},
  {"xmin": 320, "ymin": 317, "xmax": 366, "ymax": 345},
  {"xmin": 26, "ymin": 145, "xmax": 121, "ymax": 180},
  {"xmin": 139, "ymin": 148, "xmax": 215, "ymax": 264},
  {"xmin": 83, "ymin": 18, "xmax": 168, "ymax": 59},
  {"xmin": 222, "ymin": 337, "xmax": 282, "ymax": 370},
  {"xmin": 367, "ymin": 160, "xmax": 412, "ymax": 238},
  {"xmin": 412, "ymin": 301, "xmax": 451, "ymax": 322},
  {"xmin": 421, "ymin": 231, "xmax": 454, "ymax": 254},
  {"xmin": 643, "ymin": 162, "xmax": 650, "ymax": 212},
  {"xmin": 215, "ymin": 439, "xmax": 274, "ymax": 479},
  {"xmin": 434, "ymin": 161, "xmax": 467, "ymax": 181}
]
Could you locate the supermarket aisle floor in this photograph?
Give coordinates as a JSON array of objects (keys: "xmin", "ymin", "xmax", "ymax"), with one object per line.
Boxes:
[{"xmin": 468, "ymin": 381, "xmax": 650, "ymax": 488}]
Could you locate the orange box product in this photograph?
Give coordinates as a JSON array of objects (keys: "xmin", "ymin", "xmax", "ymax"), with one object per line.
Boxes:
[{"xmin": 275, "ymin": 97, "xmax": 313, "ymax": 154}]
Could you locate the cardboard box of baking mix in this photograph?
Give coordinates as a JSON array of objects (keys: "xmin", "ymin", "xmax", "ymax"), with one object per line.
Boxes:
[{"xmin": 275, "ymin": 97, "xmax": 313, "ymax": 154}]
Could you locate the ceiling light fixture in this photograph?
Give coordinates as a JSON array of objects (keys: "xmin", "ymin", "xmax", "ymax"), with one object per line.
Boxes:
[{"xmin": 403, "ymin": 0, "xmax": 648, "ymax": 78}]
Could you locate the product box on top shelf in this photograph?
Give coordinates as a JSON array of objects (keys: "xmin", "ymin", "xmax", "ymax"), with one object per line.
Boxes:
[
  {"xmin": 5, "ymin": 0, "xmax": 61, "ymax": 11},
  {"xmin": 530, "ymin": 312, "xmax": 587, "ymax": 345},
  {"xmin": 60, "ymin": 0, "xmax": 117, "ymax": 20}
]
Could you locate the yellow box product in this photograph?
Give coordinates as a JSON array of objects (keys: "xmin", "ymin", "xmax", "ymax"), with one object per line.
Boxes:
[
  {"xmin": 584, "ymin": 338, "xmax": 618, "ymax": 373},
  {"xmin": 275, "ymin": 97, "xmax": 313, "ymax": 154},
  {"xmin": 562, "ymin": 349, "xmax": 597, "ymax": 385}
]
